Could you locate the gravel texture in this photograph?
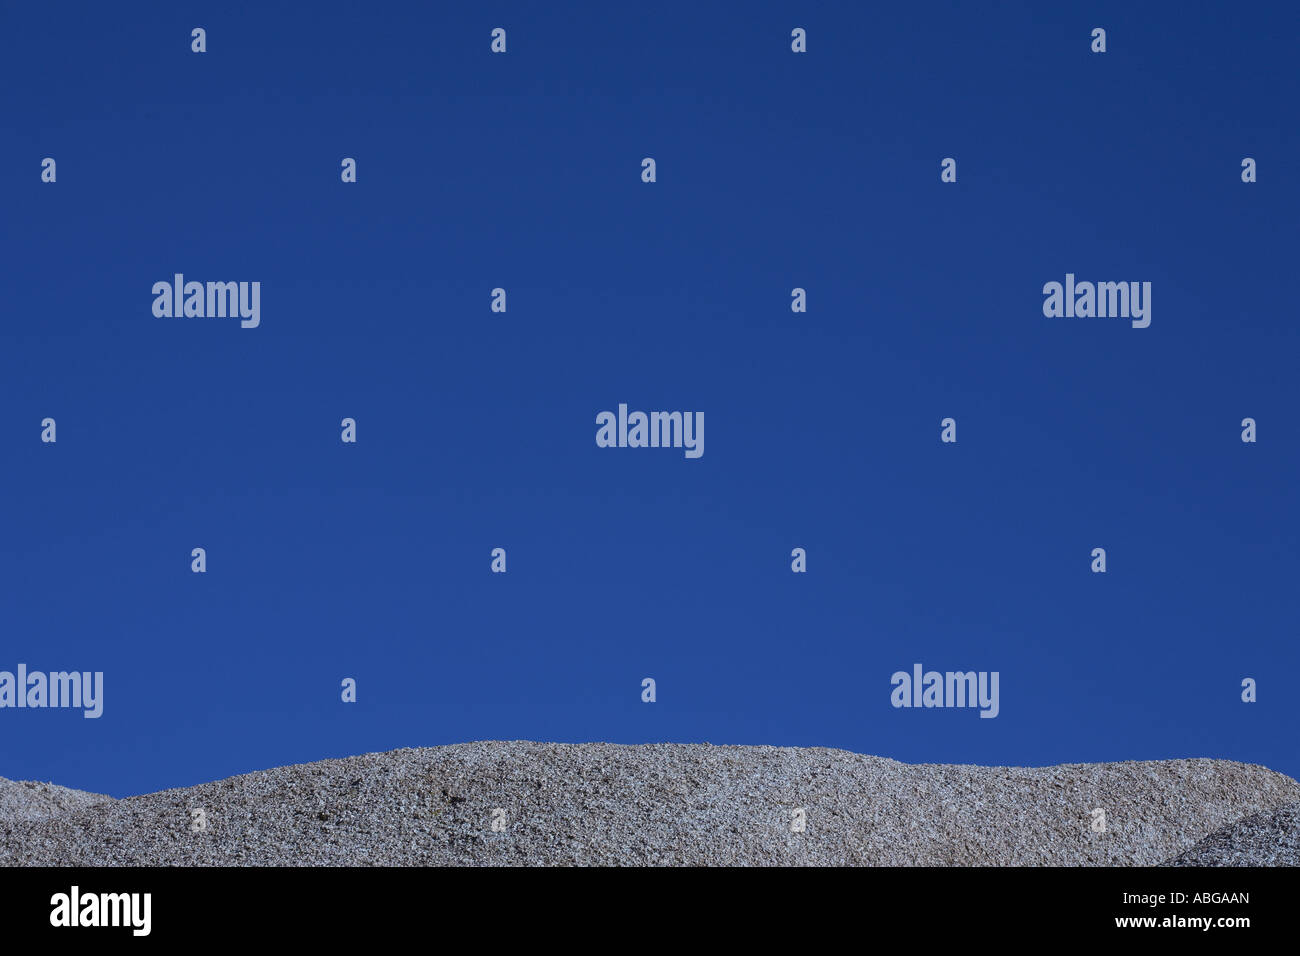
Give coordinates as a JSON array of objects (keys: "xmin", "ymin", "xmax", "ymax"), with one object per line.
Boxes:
[
  {"xmin": 0, "ymin": 778, "xmax": 112, "ymax": 824},
  {"xmin": 3, "ymin": 742, "xmax": 1298, "ymax": 866},
  {"xmin": 1164, "ymin": 801, "xmax": 1300, "ymax": 866}
]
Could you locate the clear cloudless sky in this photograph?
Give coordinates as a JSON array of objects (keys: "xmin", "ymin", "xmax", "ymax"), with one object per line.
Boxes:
[{"xmin": 2, "ymin": 1, "xmax": 1297, "ymax": 797}]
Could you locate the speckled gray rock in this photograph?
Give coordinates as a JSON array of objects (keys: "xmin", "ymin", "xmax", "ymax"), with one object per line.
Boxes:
[
  {"xmin": 1165, "ymin": 801, "xmax": 1299, "ymax": 866},
  {"xmin": 3, "ymin": 742, "xmax": 1298, "ymax": 866},
  {"xmin": 0, "ymin": 777, "xmax": 112, "ymax": 824}
]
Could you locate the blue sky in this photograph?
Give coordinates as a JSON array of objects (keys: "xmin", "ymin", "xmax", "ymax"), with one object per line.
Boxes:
[{"xmin": 2, "ymin": 1, "xmax": 1297, "ymax": 797}]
